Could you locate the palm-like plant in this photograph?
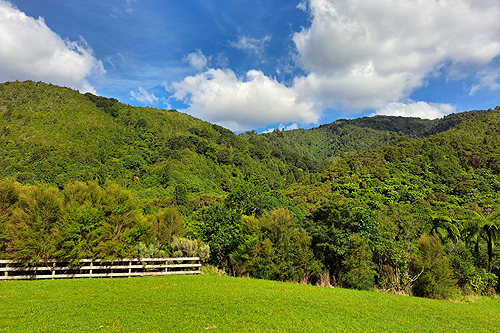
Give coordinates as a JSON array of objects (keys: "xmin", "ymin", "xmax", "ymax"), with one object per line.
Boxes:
[
  {"xmin": 422, "ymin": 214, "xmax": 460, "ymax": 244},
  {"xmin": 461, "ymin": 210, "xmax": 500, "ymax": 272}
]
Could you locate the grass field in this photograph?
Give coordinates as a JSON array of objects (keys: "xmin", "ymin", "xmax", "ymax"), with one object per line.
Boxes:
[{"xmin": 1, "ymin": 273, "xmax": 499, "ymax": 332}]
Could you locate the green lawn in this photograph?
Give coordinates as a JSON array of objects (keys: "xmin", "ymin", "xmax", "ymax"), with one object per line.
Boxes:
[{"xmin": 1, "ymin": 274, "xmax": 499, "ymax": 332}]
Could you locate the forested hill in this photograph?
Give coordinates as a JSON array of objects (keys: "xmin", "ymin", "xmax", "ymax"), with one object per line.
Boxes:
[
  {"xmin": 254, "ymin": 109, "xmax": 491, "ymax": 164},
  {"xmin": 0, "ymin": 80, "xmax": 319, "ymax": 201},
  {"xmin": 2, "ymin": 80, "xmax": 500, "ymax": 298},
  {"xmin": 0, "ymin": 80, "xmax": 492, "ymax": 201}
]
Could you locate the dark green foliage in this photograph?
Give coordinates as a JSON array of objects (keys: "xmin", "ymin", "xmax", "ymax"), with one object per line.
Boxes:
[
  {"xmin": 410, "ymin": 235, "xmax": 458, "ymax": 299},
  {"xmin": 231, "ymin": 209, "xmax": 322, "ymax": 282},
  {"xmin": 342, "ymin": 234, "xmax": 375, "ymax": 290},
  {"xmin": 196, "ymin": 204, "xmax": 242, "ymax": 268},
  {"xmin": 84, "ymin": 93, "xmax": 119, "ymax": 117},
  {"xmin": 306, "ymin": 201, "xmax": 379, "ymax": 282},
  {"xmin": 258, "ymin": 110, "xmax": 490, "ymax": 164},
  {"xmin": 422, "ymin": 214, "xmax": 460, "ymax": 243},
  {"xmin": 447, "ymin": 242, "xmax": 497, "ymax": 295},
  {"xmin": 174, "ymin": 184, "xmax": 188, "ymax": 207},
  {"xmin": 0, "ymin": 81, "xmax": 304, "ymax": 201},
  {"xmin": 3, "ymin": 81, "xmax": 500, "ymax": 298}
]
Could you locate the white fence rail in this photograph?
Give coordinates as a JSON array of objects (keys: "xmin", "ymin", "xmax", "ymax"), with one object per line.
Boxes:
[{"xmin": 0, "ymin": 257, "xmax": 200, "ymax": 280}]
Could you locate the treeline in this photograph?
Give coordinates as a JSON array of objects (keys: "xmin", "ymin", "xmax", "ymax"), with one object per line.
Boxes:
[
  {"xmin": 1, "ymin": 176, "xmax": 498, "ymax": 299},
  {"xmin": 0, "ymin": 179, "xmax": 213, "ymax": 263}
]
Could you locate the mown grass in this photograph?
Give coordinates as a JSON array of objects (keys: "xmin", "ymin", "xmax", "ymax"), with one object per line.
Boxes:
[{"xmin": 1, "ymin": 273, "xmax": 499, "ymax": 332}]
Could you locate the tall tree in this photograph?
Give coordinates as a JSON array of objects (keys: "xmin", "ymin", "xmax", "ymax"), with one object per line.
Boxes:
[{"xmin": 462, "ymin": 210, "xmax": 500, "ymax": 272}]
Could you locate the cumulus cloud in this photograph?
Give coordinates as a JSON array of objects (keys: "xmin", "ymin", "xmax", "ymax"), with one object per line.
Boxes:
[
  {"xmin": 171, "ymin": 68, "xmax": 319, "ymax": 132},
  {"xmin": 170, "ymin": 0, "xmax": 500, "ymax": 131},
  {"xmin": 0, "ymin": 1, "xmax": 104, "ymax": 93},
  {"xmin": 230, "ymin": 35, "xmax": 271, "ymax": 58},
  {"xmin": 130, "ymin": 87, "xmax": 159, "ymax": 104},
  {"xmin": 292, "ymin": 0, "xmax": 500, "ymax": 112},
  {"xmin": 374, "ymin": 101, "xmax": 456, "ymax": 119},
  {"xmin": 183, "ymin": 50, "xmax": 208, "ymax": 72}
]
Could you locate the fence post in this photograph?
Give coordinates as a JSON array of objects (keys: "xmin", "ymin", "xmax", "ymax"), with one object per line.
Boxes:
[
  {"xmin": 52, "ymin": 262, "xmax": 56, "ymax": 278},
  {"xmin": 4, "ymin": 262, "xmax": 7, "ymax": 277},
  {"xmin": 89, "ymin": 260, "xmax": 93, "ymax": 278},
  {"xmin": 129, "ymin": 261, "xmax": 132, "ymax": 277}
]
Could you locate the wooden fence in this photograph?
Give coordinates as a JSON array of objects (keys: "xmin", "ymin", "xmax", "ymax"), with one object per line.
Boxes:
[{"xmin": 0, "ymin": 257, "xmax": 200, "ymax": 280}]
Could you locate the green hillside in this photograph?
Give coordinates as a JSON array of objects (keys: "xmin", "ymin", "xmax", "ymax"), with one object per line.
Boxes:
[
  {"xmin": 255, "ymin": 110, "xmax": 490, "ymax": 164},
  {"xmin": 1, "ymin": 80, "xmax": 500, "ymax": 300},
  {"xmin": 0, "ymin": 81, "xmax": 316, "ymax": 201}
]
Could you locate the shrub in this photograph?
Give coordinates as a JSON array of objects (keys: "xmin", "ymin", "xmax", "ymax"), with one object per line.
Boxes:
[
  {"xmin": 342, "ymin": 234, "xmax": 375, "ymax": 291},
  {"xmin": 410, "ymin": 235, "xmax": 458, "ymax": 299},
  {"xmin": 230, "ymin": 208, "xmax": 322, "ymax": 282},
  {"xmin": 171, "ymin": 236, "xmax": 210, "ymax": 263},
  {"xmin": 136, "ymin": 242, "xmax": 166, "ymax": 259},
  {"xmin": 447, "ymin": 242, "xmax": 498, "ymax": 295}
]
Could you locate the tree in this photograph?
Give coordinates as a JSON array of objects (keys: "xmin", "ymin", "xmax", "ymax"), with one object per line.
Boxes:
[
  {"xmin": 197, "ymin": 204, "xmax": 242, "ymax": 268},
  {"xmin": 410, "ymin": 235, "xmax": 457, "ymax": 299},
  {"xmin": 57, "ymin": 182, "xmax": 105, "ymax": 261},
  {"xmin": 174, "ymin": 184, "xmax": 188, "ymax": 207},
  {"xmin": 422, "ymin": 214, "xmax": 460, "ymax": 243},
  {"xmin": 94, "ymin": 184, "xmax": 147, "ymax": 259},
  {"xmin": 342, "ymin": 234, "xmax": 375, "ymax": 290},
  {"xmin": 462, "ymin": 210, "xmax": 500, "ymax": 272},
  {"xmin": 482, "ymin": 213, "xmax": 500, "ymax": 273},
  {"xmin": 6, "ymin": 184, "xmax": 63, "ymax": 264},
  {"xmin": 305, "ymin": 200, "xmax": 380, "ymax": 282},
  {"xmin": 0, "ymin": 179, "xmax": 21, "ymax": 258},
  {"xmin": 149, "ymin": 207, "xmax": 185, "ymax": 246},
  {"xmin": 231, "ymin": 208, "xmax": 321, "ymax": 282}
]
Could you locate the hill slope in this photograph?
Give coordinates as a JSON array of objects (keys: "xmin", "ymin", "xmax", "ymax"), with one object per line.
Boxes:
[
  {"xmin": 0, "ymin": 81, "xmax": 317, "ymax": 202},
  {"xmin": 255, "ymin": 110, "xmax": 491, "ymax": 163}
]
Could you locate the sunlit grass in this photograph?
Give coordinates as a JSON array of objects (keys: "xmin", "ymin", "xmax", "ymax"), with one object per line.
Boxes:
[{"xmin": 1, "ymin": 274, "xmax": 499, "ymax": 332}]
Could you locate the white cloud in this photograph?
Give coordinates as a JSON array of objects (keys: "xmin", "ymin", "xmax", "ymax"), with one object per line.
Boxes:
[
  {"xmin": 170, "ymin": 0, "xmax": 500, "ymax": 131},
  {"xmin": 0, "ymin": 1, "xmax": 104, "ymax": 93},
  {"xmin": 183, "ymin": 50, "xmax": 208, "ymax": 72},
  {"xmin": 230, "ymin": 35, "xmax": 271, "ymax": 58},
  {"xmin": 292, "ymin": 62, "xmax": 424, "ymax": 111},
  {"xmin": 374, "ymin": 101, "xmax": 456, "ymax": 119},
  {"xmin": 130, "ymin": 87, "xmax": 158, "ymax": 104},
  {"xmin": 263, "ymin": 123, "xmax": 299, "ymax": 133},
  {"xmin": 292, "ymin": 0, "xmax": 500, "ymax": 112},
  {"xmin": 171, "ymin": 68, "xmax": 319, "ymax": 132},
  {"xmin": 470, "ymin": 68, "xmax": 500, "ymax": 95}
]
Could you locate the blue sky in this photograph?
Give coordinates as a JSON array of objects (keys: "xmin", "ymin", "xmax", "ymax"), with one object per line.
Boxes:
[{"xmin": 1, "ymin": 0, "xmax": 500, "ymax": 133}]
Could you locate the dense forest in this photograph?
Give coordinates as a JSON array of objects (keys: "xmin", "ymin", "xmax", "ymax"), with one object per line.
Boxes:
[{"xmin": 1, "ymin": 81, "xmax": 499, "ymax": 300}]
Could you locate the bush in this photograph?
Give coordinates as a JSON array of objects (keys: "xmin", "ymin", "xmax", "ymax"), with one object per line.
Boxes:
[
  {"xmin": 342, "ymin": 234, "xmax": 375, "ymax": 291},
  {"xmin": 136, "ymin": 242, "xmax": 166, "ymax": 259},
  {"xmin": 230, "ymin": 208, "xmax": 322, "ymax": 282},
  {"xmin": 447, "ymin": 242, "xmax": 498, "ymax": 295},
  {"xmin": 171, "ymin": 236, "xmax": 210, "ymax": 262},
  {"xmin": 410, "ymin": 235, "xmax": 458, "ymax": 299}
]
